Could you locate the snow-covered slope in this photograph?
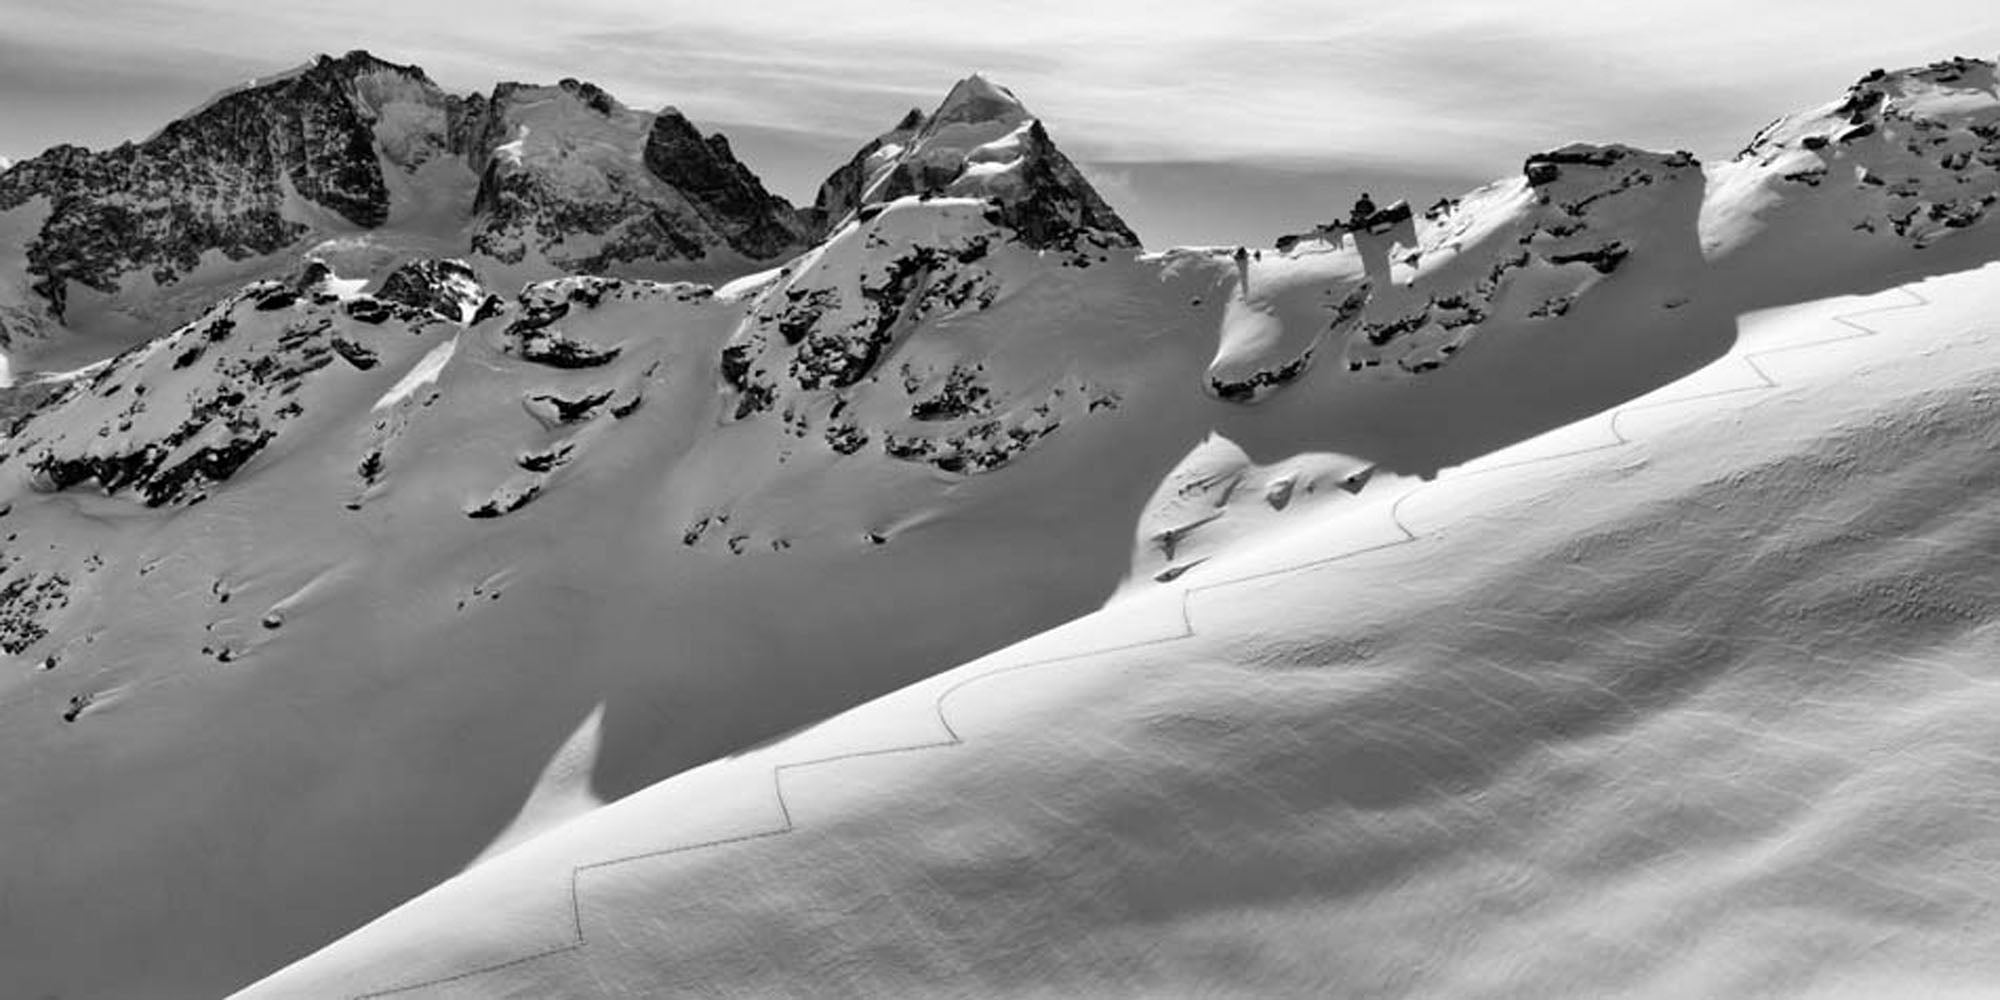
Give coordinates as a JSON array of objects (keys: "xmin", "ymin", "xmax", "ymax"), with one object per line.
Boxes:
[
  {"xmin": 2, "ymin": 57, "xmax": 1999, "ymax": 1000},
  {"xmin": 0, "ymin": 51, "xmax": 808, "ymax": 378},
  {"xmin": 238, "ymin": 256, "xmax": 2000, "ymax": 1000}
]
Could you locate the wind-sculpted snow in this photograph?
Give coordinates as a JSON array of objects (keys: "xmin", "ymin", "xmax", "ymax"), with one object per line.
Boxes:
[
  {"xmin": 5, "ymin": 55, "xmax": 2000, "ymax": 1000},
  {"xmin": 234, "ymin": 264, "xmax": 2000, "ymax": 1000}
]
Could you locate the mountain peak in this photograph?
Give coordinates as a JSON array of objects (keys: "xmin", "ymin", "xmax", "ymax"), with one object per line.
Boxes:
[
  {"xmin": 805, "ymin": 75, "xmax": 1137, "ymax": 250},
  {"xmin": 928, "ymin": 73, "xmax": 1028, "ymax": 130}
]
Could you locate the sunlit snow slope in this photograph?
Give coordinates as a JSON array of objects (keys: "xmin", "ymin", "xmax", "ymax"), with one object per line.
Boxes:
[
  {"xmin": 243, "ymin": 241, "xmax": 2000, "ymax": 1000},
  {"xmin": 1, "ymin": 55, "xmax": 1998, "ymax": 1000}
]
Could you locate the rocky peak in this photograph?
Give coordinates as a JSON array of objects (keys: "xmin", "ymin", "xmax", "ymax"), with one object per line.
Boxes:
[
  {"xmin": 0, "ymin": 54, "xmax": 827, "ymax": 360},
  {"xmin": 642, "ymin": 109, "xmax": 809, "ymax": 259},
  {"xmin": 925, "ymin": 73, "xmax": 1029, "ymax": 131},
  {"xmin": 808, "ymin": 76, "xmax": 1138, "ymax": 251},
  {"xmin": 0, "ymin": 49, "xmax": 461, "ymax": 336},
  {"xmin": 807, "ymin": 109, "xmax": 931, "ymax": 236},
  {"xmin": 374, "ymin": 259, "xmax": 504, "ymax": 324},
  {"xmin": 554, "ymin": 78, "xmax": 618, "ymax": 116},
  {"xmin": 464, "ymin": 80, "xmax": 809, "ymax": 273}
]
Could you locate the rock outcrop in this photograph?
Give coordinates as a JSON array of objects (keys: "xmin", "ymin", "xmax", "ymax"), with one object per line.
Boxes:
[{"xmin": 1732, "ymin": 56, "xmax": 2000, "ymax": 247}]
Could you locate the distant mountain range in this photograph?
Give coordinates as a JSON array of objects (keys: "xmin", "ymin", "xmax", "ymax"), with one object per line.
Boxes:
[
  {"xmin": 0, "ymin": 51, "xmax": 1134, "ymax": 372},
  {"xmin": 0, "ymin": 52, "xmax": 1997, "ymax": 1000}
]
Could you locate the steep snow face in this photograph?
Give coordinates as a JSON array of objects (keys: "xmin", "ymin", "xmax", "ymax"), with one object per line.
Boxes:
[{"xmin": 810, "ymin": 75, "xmax": 1138, "ymax": 252}]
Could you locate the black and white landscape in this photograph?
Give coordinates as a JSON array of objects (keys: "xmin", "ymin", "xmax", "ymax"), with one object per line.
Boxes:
[{"xmin": 3, "ymin": 10, "xmax": 2000, "ymax": 999}]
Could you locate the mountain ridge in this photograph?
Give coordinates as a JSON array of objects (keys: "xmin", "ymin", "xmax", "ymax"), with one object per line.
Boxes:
[
  {"xmin": 0, "ymin": 52, "xmax": 1997, "ymax": 1000},
  {"xmin": 0, "ymin": 52, "xmax": 1136, "ymax": 380}
]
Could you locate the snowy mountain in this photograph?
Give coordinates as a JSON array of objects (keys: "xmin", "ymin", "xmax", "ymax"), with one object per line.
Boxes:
[
  {"xmin": 805, "ymin": 74, "xmax": 1138, "ymax": 253},
  {"xmin": 462, "ymin": 79, "xmax": 808, "ymax": 278},
  {"xmin": 0, "ymin": 51, "xmax": 809, "ymax": 375},
  {"xmin": 1, "ymin": 54, "xmax": 1998, "ymax": 1000}
]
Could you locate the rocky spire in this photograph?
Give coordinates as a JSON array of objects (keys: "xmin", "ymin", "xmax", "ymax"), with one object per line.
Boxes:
[
  {"xmin": 644, "ymin": 109, "xmax": 810, "ymax": 259},
  {"xmin": 806, "ymin": 75, "xmax": 1138, "ymax": 250}
]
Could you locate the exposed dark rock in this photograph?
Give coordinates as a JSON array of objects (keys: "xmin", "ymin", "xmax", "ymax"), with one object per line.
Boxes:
[
  {"xmin": 909, "ymin": 365, "xmax": 992, "ymax": 421},
  {"xmin": 0, "ymin": 51, "xmax": 450, "ymax": 321},
  {"xmin": 644, "ymin": 110, "xmax": 810, "ymax": 259},
  {"xmin": 376, "ymin": 258, "xmax": 499, "ymax": 322},
  {"xmin": 1211, "ymin": 351, "xmax": 1314, "ymax": 403},
  {"xmin": 807, "ymin": 109, "xmax": 927, "ymax": 235},
  {"xmin": 510, "ymin": 326, "xmax": 620, "ymax": 368},
  {"xmin": 344, "ymin": 298, "xmax": 393, "ymax": 324},
  {"xmin": 329, "ymin": 337, "xmax": 380, "ymax": 370},
  {"xmin": 466, "ymin": 483, "xmax": 542, "ymax": 519},
  {"xmin": 1546, "ymin": 241, "xmax": 1631, "ymax": 274},
  {"xmin": 0, "ymin": 569, "xmax": 69, "ymax": 655},
  {"xmin": 525, "ymin": 389, "xmax": 614, "ymax": 424},
  {"xmin": 468, "ymin": 84, "xmax": 809, "ymax": 272}
]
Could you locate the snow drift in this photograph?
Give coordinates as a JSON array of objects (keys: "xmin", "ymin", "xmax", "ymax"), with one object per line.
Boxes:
[{"xmin": 0, "ymin": 54, "xmax": 1996, "ymax": 1000}]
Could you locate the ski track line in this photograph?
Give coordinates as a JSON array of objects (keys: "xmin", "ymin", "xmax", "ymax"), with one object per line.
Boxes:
[
  {"xmin": 333, "ymin": 285, "xmax": 1944, "ymax": 998},
  {"xmin": 1, "ymin": 286, "xmax": 1920, "ymax": 998}
]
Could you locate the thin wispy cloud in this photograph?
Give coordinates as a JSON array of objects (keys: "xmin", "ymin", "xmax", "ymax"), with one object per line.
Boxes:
[
  {"xmin": 1, "ymin": 0, "xmax": 1992, "ymax": 246},
  {"xmin": 6, "ymin": 1, "xmax": 1993, "ymax": 163}
]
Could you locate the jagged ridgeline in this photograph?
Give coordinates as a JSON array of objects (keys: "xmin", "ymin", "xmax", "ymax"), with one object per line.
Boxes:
[
  {"xmin": 1, "ymin": 52, "xmax": 1998, "ymax": 1000},
  {"xmin": 0, "ymin": 55, "xmax": 1139, "ymax": 368}
]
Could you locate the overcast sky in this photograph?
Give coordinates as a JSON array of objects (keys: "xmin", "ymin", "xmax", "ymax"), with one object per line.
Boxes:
[{"xmin": 3, "ymin": 1, "xmax": 1995, "ymax": 247}]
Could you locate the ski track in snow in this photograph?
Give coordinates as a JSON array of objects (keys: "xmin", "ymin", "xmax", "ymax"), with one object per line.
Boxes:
[{"xmin": 340, "ymin": 281, "xmax": 1937, "ymax": 998}]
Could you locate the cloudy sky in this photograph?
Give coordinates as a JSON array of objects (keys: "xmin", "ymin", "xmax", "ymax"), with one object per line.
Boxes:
[{"xmin": 3, "ymin": 1, "xmax": 1994, "ymax": 246}]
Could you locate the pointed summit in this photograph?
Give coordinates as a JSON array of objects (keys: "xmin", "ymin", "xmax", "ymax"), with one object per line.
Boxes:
[
  {"xmin": 806, "ymin": 75, "xmax": 1137, "ymax": 250},
  {"xmin": 926, "ymin": 73, "xmax": 1029, "ymax": 130}
]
